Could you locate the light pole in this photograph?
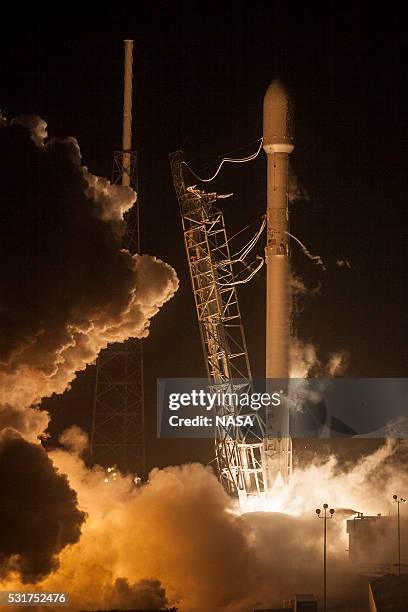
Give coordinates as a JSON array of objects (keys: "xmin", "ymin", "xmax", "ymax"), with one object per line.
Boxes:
[
  {"xmin": 393, "ymin": 494, "xmax": 407, "ymax": 576},
  {"xmin": 316, "ymin": 503, "xmax": 335, "ymax": 612}
]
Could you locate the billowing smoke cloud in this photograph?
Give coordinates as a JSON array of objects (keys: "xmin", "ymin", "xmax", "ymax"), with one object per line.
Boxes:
[
  {"xmin": 28, "ymin": 455, "xmax": 252, "ymax": 611},
  {"xmin": 0, "ymin": 429, "xmax": 85, "ymax": 583},
  {"xmin": 107, "ymin": 577, "xmax": 168, "ymax": 610},
  {"xmin": 0, "ymin": 116, "xmax": 178, "ymax": 588},
  {"xmin": 59, "ymin": 424, "xmax": 89, "ymax": 455},
  {"xmin": 0, "ymin": 404, "xmax": 50, "ymax": 443},
  {"xmin": 0, "ymin": 116, "xmax": 178, "ymax": 431},
  {"xmin": 1, "ymin": 437, "xmax": 405, "ymax": 611},
  {"xmin": 11, "ymin": 114, "xmax": 48, "ymax": 146}
]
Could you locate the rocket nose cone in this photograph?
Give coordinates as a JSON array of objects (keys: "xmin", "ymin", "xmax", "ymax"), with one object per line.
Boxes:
[
  {"xmin": 263, "ymin": 78, "xmax": 294, "ymax": 153},
  {"xmin": 264, "ymin": 78, "xmax": 288, "ymax": 104}
]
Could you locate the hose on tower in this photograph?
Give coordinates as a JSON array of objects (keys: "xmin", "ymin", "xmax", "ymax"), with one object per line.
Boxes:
[
  {"xmin": 216, "ymin": 214, "xmax": 266, "ymax": 286},
  {"xmin": 230, "ymin": 215, "xmax": 266, "ymax": 263},
  {"xmin": 217, "ymin": 256, "xmax": 264, "ymax": 287},
  {"xmin": 182, "ymin": 138, "xmax": 263, "ymax": 183}
]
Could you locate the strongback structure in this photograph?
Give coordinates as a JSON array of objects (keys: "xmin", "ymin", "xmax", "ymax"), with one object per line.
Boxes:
[
  {"xmin": 170, "ymin": 151, "xmax": 270, "ymax": 501},
  {"xmin": 90, "ymin": 40, "xmax": 145, "ymax": 476}
]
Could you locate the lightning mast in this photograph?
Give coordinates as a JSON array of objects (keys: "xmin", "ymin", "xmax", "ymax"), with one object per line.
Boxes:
[
  {"xmin": 90, "ymin": 40, "xmax": 144, "ymax": 476},
  {"xmin": 170, "ymin": 151, "xmax": 269, "ymax": 501}
]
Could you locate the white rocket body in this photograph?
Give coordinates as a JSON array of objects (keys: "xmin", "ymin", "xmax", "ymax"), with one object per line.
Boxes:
[{"xmin": 262, "ymin": 79, "xmax": 293, "ymax": 489}]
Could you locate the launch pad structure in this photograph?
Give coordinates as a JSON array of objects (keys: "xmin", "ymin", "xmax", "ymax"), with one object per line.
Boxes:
[
  {"xmin": 170, "ymin": 80, "xmax": 294, "ymax": 502},
  {"xmin": 90, "ymin": 40, "xmax": 145, "ymax": 477},
  {"xmin": 170, "ymin": 151, "xmax": 273, "ymax": 501}
]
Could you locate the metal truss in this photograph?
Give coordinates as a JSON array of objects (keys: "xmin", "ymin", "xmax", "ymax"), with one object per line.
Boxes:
[
  {"xmin": 170, "ymin": 150, "xmax": 269, "ymax": 500},
  {"xmin": 90, "ymin": 150, "xmax": 145, "ymax": 476},
  {"xmin": 113, "ymin": 150, "xmax": 139, "ymax": 252}
]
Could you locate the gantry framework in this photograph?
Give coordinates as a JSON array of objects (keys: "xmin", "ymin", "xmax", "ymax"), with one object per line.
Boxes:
[{"xmin": 170, "ymin": 150, "xmax": 270, "ymax": 500}]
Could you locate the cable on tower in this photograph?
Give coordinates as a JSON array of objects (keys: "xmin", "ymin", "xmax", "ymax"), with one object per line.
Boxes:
[
  {"xmin": 230, "ymin": 215, "xmax": 266, "ymax": 262},
  {"xmin": 182, "ymin": 137, "xmax": 264, "ymax": 183},
  {"xmin": 217, "ymin": 256, "xmax": 264, "ymax": 287}
]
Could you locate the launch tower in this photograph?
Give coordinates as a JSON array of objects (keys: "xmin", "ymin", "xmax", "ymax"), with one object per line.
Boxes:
[
  {"xmin": 90, "ymin": 40, "xmax": 145, "ymax": 476},
  {"xmin": 170, "ymin": 151, "xmax": 270, "ymax": 500}
]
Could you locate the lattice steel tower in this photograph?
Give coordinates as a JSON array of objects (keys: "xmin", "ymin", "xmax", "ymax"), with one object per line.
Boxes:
[
  {"xmin": 90, "ymin": 40, "xmax": 145, "ymax": 476},
  {"xmin": 170, "ymin": 151, "xmax": 270, "ymax": 502}
]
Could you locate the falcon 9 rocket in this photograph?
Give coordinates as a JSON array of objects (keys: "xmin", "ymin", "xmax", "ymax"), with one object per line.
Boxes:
[{"xmin": 263, "ymin": 79, "xmax": 294, "ymax": 489}]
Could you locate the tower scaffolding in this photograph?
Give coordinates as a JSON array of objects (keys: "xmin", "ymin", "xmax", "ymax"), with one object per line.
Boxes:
[
  {"xmin": 90, "ymin": 40, "xmax": 145, "ymax": 477},
  {"xmin": 170, "ymin": 150, "xmax": 271, "ymax": 500}
]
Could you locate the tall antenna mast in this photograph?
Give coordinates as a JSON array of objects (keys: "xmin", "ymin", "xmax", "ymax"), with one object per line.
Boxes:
[
  {"xmin": 122, "ymin": 39, "xmax": 133, "ymax": 187},
  {"xmin": 90, "ymin": 40, "xmax": 145, "ymax": 477}
]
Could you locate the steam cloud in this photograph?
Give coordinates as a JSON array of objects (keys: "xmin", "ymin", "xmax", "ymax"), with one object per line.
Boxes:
[
  {"xmin": 290, "ymin": 275, "xmax": 347, "ymax": 379},
  {"xmin": 0, "ymin": 429, "xmax": 85, "ymax": 583},
  {"xmin": 0, "ymin": 116, "xmax": 178, "ymax": 432},
  {"xmin": 1, "ymin": 438, "xmax": 404, "ymax": 611},
  {"xmin": 0, "ymin": 116, "xmax": 178, "ymax": 590},
  {"xmin": 107, "ymin": 577, "xmax": 168, "ymax": 610},
  {"xmin": 289, "ymin": 336, "xmax": 348, "ymax": 379},
  {"xmin": 288, "ymin": 164, "xmax": 310, "ymax": 203}
]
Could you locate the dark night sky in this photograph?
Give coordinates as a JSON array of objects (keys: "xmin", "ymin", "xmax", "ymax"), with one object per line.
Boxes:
[{"xmin": 1, "ymin": 3, "xmax": 406, "ymax": 470}]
